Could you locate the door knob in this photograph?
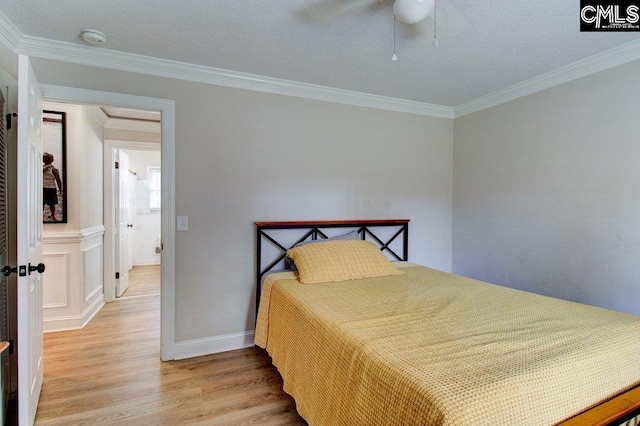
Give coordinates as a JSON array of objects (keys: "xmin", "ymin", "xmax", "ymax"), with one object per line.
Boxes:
[
  {"xmin": 127, "ymin": 224, "xmax": 133, "ymax": 228},
  {"xmin": 2, "ymin": 265, "xmax": 27, "ymax": 277},
  {"xmin": 28, "ymin": 263, "xmax": 45, "ymax": 274},
  {"xmin": 2, "ymin": 266, "xmax": 17, "ymax": 277}
]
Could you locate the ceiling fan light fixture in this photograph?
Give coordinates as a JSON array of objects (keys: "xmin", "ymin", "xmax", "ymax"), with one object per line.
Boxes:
[{"xmin": 393, "ymin": 0, "xmax": 435, "ymax": 24}]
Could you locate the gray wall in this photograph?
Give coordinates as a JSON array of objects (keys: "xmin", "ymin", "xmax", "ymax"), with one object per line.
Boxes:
[
  {"xmin": 6, "ymin": 45, "xmax": 638, "ymax": 352},
  {"xmin": 29, "ymin": 58, "xmax": 454, "ymax": 342},
  {"xmin": 453, "ymin": 59, "xmax": 640, "ymax": 315}
]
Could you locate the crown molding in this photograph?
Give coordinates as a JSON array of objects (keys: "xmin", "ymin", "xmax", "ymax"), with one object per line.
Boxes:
[
  {"xmin": 105, "ymin": 117, "xmax": 161, "ymax": 134},
  {"xmin": 0, "ymin": 11, "xmax": 21, "ymax": 53},
  {"xmin": 85, "ymin": 105, "xmax": 109, "ymax": 126},
  {"xmin": 3, "ymin": 9, "xmax": 639, "ymax": 120},
  {"xmin": 16, "ymin": 35, "xmax": 454, "ymax": 119},
  {"xmin": 0, "ymin": 68, "xmax": 17, "ymax": 89},
  {"xmin": 454, "ymin": 38, "xmax": 640, "ymax": 118}
]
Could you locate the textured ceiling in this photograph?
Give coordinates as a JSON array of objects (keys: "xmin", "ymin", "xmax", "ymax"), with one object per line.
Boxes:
[{"xmin": 1, "ymin": 0, "xmax": 639, "ymax": 106}]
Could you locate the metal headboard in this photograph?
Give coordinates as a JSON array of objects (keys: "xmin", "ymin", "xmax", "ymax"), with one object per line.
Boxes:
[{"xmin": 255, "ymin": 219, "xmax": 410, "ymax": 315}]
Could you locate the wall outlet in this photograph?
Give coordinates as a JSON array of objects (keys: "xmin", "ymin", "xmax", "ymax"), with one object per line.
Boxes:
[{"xmin": 177, "ymin": 216, "xmax": 188, "ymax": 231}]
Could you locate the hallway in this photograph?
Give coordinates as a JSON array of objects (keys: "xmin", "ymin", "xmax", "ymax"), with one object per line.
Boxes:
[
  {"xmin": 120, "ymin": 265, "xmax": 161, "ymax": 299},
  {"xmin": 36, "ymin": 265, "xmax": 162, "ymax": 424}
]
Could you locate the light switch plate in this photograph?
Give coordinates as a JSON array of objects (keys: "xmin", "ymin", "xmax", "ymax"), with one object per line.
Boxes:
[{"xmin": 177, "ymin": 216, "xmax": 188, "ymax": 231}]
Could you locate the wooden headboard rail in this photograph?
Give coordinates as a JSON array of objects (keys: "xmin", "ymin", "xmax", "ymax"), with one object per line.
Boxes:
[{"xmin": 255, "ymin": 219, "xmax": 410, "ymax": 315}]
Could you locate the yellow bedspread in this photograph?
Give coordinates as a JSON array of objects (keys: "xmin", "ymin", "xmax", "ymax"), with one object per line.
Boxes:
[{"xmin": 255, "ymin": 265, "xmax": 640, "ymax": 425}]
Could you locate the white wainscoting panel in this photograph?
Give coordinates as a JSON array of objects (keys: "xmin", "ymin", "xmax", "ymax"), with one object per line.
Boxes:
[
  {"xmin": 43, "ymin": 226, "xmax": 105, "ymax": 333},
  {"xmin": 81, "ymin": 240, "xmax": 105, "ymax": 327},
  {"xmin": 83, "ymin": 243, "xmax": 103, "ymax": 302},
  {"xmin": 42, "ymin": 252, "xmax": 69, "ymax": 309}
]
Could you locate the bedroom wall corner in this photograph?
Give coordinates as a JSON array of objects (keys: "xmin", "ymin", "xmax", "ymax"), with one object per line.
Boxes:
[{"xmin": 452, "ymin": 58, "xmax": 640, "ymax": 316}]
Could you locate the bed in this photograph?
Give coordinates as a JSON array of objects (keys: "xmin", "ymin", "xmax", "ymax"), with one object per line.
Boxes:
[{"xmin": 254, "ymin": 219, "xmax": 640, "ymax": 425}]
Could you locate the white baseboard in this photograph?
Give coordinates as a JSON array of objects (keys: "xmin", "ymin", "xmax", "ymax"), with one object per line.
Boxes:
[
  {"xmin": 133, "ymin": 260, "xmax": 161, "ymax": 266},
  {"xmin": 82, "ymin": 295, "xmax": 105, "ymax": 328},
  {"xmin": 173, "ymin": 330, "xmax": 256, "ymax": 360},
  {"xmin": 43, "ymin": 295, "xmax": 105, "ymax": 333},
  {"xmin": 43, "ymin": 315, "xmax": 83, "ymax": 333}
]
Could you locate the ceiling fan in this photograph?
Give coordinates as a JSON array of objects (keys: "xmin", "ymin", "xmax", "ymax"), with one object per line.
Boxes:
[
  {"xmin": 302, "ymin": 0, "xmax": 466, "ymax": 60},
  {"xmin": 305, "ymin": 0, "xmax": 440, "ymax": 25},
  {"xmin": 393, "ymin": 0, "xmax": 436, "ymax": 24}
]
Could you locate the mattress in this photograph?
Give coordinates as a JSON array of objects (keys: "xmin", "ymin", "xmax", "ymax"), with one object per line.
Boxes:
[{"xmin": 255, "ymin": 264, "xmax": 640, "ymax": 425}]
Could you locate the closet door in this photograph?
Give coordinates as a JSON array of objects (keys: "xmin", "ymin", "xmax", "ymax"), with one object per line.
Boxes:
[{"xmin": 0, "ymin": 73, "xmax": 11, "ymax": 423}]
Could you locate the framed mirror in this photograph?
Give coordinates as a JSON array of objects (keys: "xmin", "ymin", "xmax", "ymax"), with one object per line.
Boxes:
[{"xmin": 42, "ymin": 110, "xmax": 67, "ymax": 223}]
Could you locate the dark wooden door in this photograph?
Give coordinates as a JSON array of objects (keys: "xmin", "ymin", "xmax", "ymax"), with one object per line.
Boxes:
[{"xmin": 0, "ymin": 81, "xmax": 11, "ymax": 422}]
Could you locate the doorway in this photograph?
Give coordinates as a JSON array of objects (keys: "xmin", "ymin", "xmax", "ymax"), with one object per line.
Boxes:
[
  {"xmin": 40, "ymin": 84, "xmax": 176, "ymax": 361},
  {"xmin": 108, "ymin": 143, "xmax": 162, "ymax": 301}
]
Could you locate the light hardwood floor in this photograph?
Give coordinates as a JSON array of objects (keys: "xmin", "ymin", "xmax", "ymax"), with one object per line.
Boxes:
[
  {"xmin": 120, "ymin": 264, "xmax": 161, "ymax": 299},
  {"xmin": 35, "ymin": 265, "xmax": 305, "ymax": 425}
]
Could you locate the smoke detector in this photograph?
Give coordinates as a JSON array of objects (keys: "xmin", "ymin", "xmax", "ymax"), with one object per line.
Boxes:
[{"xmin": 81, "ymin": 28, "xmax": 107, "ymax": 45}]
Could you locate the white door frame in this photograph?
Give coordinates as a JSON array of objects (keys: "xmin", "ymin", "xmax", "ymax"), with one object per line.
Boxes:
[{"xmin": 39, "ymin": 84, "xmax": 176, "ymax": 361}]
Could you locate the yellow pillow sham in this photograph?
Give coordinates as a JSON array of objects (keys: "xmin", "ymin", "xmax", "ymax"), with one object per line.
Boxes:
[{"xmin": 286, "ymin": 239, "xmax": 405, "ymax": 284}]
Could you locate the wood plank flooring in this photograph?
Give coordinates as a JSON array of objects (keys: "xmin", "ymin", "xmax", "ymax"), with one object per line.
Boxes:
[
  {"xmin": 120, "ymin": 264, "xmax": 161, "ymax": 299},
  {"xmin": 35, "ymin": 266, "xmax": 305, "ymax": 425}
]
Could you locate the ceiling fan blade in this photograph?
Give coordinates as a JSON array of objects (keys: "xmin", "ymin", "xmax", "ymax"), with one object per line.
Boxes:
[{"xmin": 301, "ymin": 0, "xmax": 382, "ymax": 24}]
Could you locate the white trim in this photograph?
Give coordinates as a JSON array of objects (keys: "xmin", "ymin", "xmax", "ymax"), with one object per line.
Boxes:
[
  {"xmin": 134, "ymin": 260, "xmax": 161, "ymax": 266},
  {"xmin": 43, "ymin": 315, "xmax": 83, "ymax": 333},
  {"xmin": 0, "ymin": 68, "xmax": 17, "ymax": 90},
  {"xmin": 81, "ymin": 295, "xmax": 105, "ymax": 328},
  {"xmin": 105, "ymin": 118, "xmax": 161, "ymax": 134},
  {"xmin": 18, "ymin": 35, "xmax": 453, "ymax": 118},
  {"xmin": 173, "ymin": 331, "xmax": 256, "ymax": 360},
  {"xmin": 103, "ymin": 139, "xmax": 160, "ymax": 151},
  {"xmin": 41, "ymin": 252, "xmax": 68, "ymax": 309},
  {"xmin": 84, "ymin": 286, "xmax": 102, "ymax": 305},
  {"xmin": 39, "ymin": 83, "xmax": 176, "ymax": 361},
  {"xmin": 42, "ymin": 225, "xmax": 105, "ymax": 244},
  {"xmin": 22, "ymin": 32, "xmax": 640, "ymax": 120},
  {"xmin": 43, "ymin": 295, "xmax": 104, "ymax": 333},
  {"xmin": 4, "ymin": 10, "xmax": 640, "ymax": 120},
  {"xmin": 81, "ymin": 225, "xmax": 106, "ymax": 238},
  {"xmin": 43, "ymin": 232, "xmax": 84, "ymax": 244},
  {"xmin": 84, "ymin": 106, "xmax": 109, "ymax": 127},
  {"xmin": 0, "ymin": 10, "xmax": 21, "ymax": 52},
  {"xmin": 454, "ymin": 38, "xmax": 640, "ymax": 118}
]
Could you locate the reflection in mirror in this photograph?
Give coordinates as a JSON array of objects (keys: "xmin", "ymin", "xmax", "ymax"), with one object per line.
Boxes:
[{"xmin": 42, "ymin": 110, "xmax": 67, "ymax": 223}]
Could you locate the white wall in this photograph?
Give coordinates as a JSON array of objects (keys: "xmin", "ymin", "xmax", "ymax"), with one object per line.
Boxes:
[
  {"xmin": 42, "ymin": 102, "xmax": 105, "ymax": 332},
  {"xmin": 81, "ymin": 107, "xmax": 106, "ymax": 229},
  {"xmin": 29, "ymin": 58, "xmax": 454, "ymax": 346},
  {"xmin": 453, "ymin": 59, "xmax": 640, "ymax": 316}
]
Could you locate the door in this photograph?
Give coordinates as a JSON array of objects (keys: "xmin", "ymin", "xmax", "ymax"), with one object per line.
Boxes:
[
  {"xmin": 16, "ymin": 55, "xmax": 44, "ymax": 425},
  {"xmin": 0, "ymin": 73, "xmax": 11, "ymax": 423},
  {"xmin": 115, "ymin": 150, "xmax": 132, "ymax": 297}
]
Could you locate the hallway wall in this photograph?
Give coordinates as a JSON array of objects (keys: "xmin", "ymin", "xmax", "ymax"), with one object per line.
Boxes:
[{"xmin": 42, "ymin": 102, "xmax": 105, "ymax": 332}]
